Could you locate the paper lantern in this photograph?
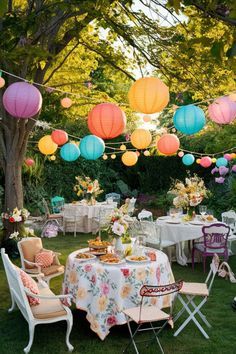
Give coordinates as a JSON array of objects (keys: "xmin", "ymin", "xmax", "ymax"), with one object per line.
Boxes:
[
  {"xmin": 103, "ymin": 154, "xmax": 108, "ymax": 160},
  {"xmin": 120, "ymin": 144, "xmax": 126, "ymax": 151},
  {"xmin": 196, "ymin": 158, "xmax": 201, "ymax": 164},
  {"xmin": 232, "ymin": 165, "xmax": 236, "ymax": 173},
  {"xmin": 131, "ymin": 129, "xmax": 152, "ymax": 149},
  {"xmin": 88, "ymin": 103, "xmax": 126, "ymax": 139},
  {"xmin": 157, "ymin": 134, "xmax": 180, "ymax": 156},
  {"xmin": 0, "ymin": 77, "xmax": 5, "ymax": 88},
  {"xmin": 128, "ymin": 77, "xmax": 169, "ymax": 114},
  {"xmin": 3, "ymin": 82, "xmax": 42, "ymax": 118},
  {"xmin": 25, "ymin": 158, "xmax": 35, "ymax": 167},
  {"xmin": 144, "ymin": 150, "xmax": 150, "ymax": 156},
  {"xmin": 111, "ymin": 154, "xmax": 116, "ymax": 159},
  {"xmin": 178, "ymin": 151, "xmax": 184, "ymax": 157},
  {"xmin": 208, "ymin": 96, "xmax": 236, "ymax": 124},
  {"xmin": 51, "ymin": 129, "xmax": 68, "ymax": 146},
  {"xmin": 61, "ymin": 97, "xmax": 72, "ymax": 108},
  {"xmin": 122, "ymin": 151, "xmax": 138, "ymax": 166},
  {"xmin": 38, "ymin": 135, "xmax": 58, "ymax": 155},
  {"xmin": 79, "ymin": 135, "xmax": 105, "ymax": 160},
  {"xmin": 216, "ymin": 157, "xmax": 228, "ymax": 167},
  {"xmin": 223, "ymin": 153, "xmax": 232, "ymax": 161},
  {"xmin": 143, "ymin": 115, "xmax": 152, "ymax": 122},
  {"xmin": 173, "ymin": 105, "xmax": 206, "ymax": 135},
  {"xmin": 182, "ymin": 154, "xmax": 195, "ymax": 166},
  {"xmin": 212, "ymin": 158, "xmax": 217, "ymax": 163},
  {"xmin": 60, "ymin": 143, "xmax": 80, "ymax": 162},
  {"xmin": 200, "ymin": 156, "xmax": 212, "ymax": 168}
]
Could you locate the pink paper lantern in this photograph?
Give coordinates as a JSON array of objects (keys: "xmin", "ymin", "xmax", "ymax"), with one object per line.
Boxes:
[
  {"xmin": 200, "ymin": 156, "xmax": 212, "ymax": 168},
  {"xmin": 223, "ymin": 153, "xmax": 232, "ymax": 161},
  {"xmin": 208, "ymin": 96, "xmax": 236, "ymax": 124},
  {"xmin": 3, "ymin": 82, "xmax": 42, "ymax": 118}
]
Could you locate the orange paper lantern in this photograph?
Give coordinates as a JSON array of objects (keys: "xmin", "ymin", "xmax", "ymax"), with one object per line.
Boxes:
[
  {"xmin": 121, "ymin": 151, "xmax": 138, "ymax": 166},
  {"xmin": 128, "ymin": 77, "xmax": 169, "ymax": 114},
  {"xmin": 51, "ymin": 129, "xmax": 68, "ymax": 145},
  {"xmin": 157, "ymin": 134, "xmax": 180, "ymax": 156},
  {"xmin": 88, "ymin": 103, "xmax": 126, "ymax": 139},
  {"xmin": 61, "ymin": 97, "xmax": 72, "ymax": 108},
  {"xmin": 131, "ymin": 129, "xmax": 152, "ymax": 149}
]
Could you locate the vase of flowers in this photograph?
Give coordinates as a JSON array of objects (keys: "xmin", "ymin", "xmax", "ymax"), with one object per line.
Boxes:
[
  {"xmin": 108, "ymin": 208, "xmax": 130, "ymax": 256},
  {"xmin": 74, "ymin": 176, "xmax": 103, "ymax": 205},
  {"xmin": 168, "ymin": 174, "xmax": 209, "ymax": 220}
]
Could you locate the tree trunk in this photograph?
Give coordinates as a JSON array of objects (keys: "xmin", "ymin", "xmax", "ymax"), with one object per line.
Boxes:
[{"xmin": 4, "ymin": 161, "xmax": 23, "ymax": 211}]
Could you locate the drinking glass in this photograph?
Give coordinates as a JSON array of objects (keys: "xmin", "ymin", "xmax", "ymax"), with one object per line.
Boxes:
[
  {"xmin": 169, "ymin": 207, "xmax": 177, "ymax": 218},
  {"xmin": 134, "ymin": 234, "xmax": 146, "ymax": 255},
  {"xmin": 199, "ymin": 205, "xmax": 207, "ymax": 217}
]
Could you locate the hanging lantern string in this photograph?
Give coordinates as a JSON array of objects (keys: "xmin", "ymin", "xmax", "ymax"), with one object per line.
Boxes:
[{"xmin": 1, "ymin": 68, "xmax": 236, "ymax": 112}]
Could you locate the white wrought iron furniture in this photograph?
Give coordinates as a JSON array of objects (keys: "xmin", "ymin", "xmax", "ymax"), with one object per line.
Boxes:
[
  {"xmin": 1, "ymin": 248, "xmax": 73, "ymax": 354},
  {"xmin": 122, "ymin": 280, "xmax": 183, "ymax": 354},
  {"xmin": 18, "ymin": 237, "xmax": 64, "ymax": 285},
  {"xmin": 98, "ymin": 206, "xmax": 113, "ymax": 237},
  {"xmin": 174, "ymin": 254, "xmax": 220, "ymax": 339},
  {"xmin": 127, "ymin": 197, "xmax": 137, "ymax": 216},
  {"xmin": 222, "ymin": 210, "xmax": 236, "ymax": 254},
  {"xmin": 63, "ymin": 204, "xmax": 84, "ymax": 237},
  {"xmin": 105, "ymin": 192, "xmax": 121, "ymax": 206},
  {"xmin": 138, "ymin": 209, "xmax": 153, "ymax": 222}
]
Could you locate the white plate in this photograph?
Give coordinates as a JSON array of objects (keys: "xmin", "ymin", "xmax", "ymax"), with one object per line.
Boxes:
[
  {"xmin": 166, "ymin": 220, "xmax": 181, "ymax": 224},
  {"xmin": 75, "ymin": 253, "xmax": 96, "ymax": 261},
  {"xmin": 189, "ymin": 221, "xmax": 204, "ymax": 226},
  {"xmin": 126, "ymin": 255, "xmax": 150, "ymax": 263},
  {"xmin": 158, "ymin": 216, "xmax": 169, "ymax": 220},
  {"xmin": 100, "ymin": 260, "xmax": 125, "ymax": 266}
]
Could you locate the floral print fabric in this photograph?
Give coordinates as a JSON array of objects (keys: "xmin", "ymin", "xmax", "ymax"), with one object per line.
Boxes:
[{"xmin": 63, "ymin": 249, "xmax": 174, "ymax": 340}]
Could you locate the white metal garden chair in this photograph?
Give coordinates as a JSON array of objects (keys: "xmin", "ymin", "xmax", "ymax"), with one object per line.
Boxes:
[
  {"xmin": 122, "ymin": 280, "xmax": 183, "ymax": 354},
  {"xmin": 18, "ymin": 237, "xmax": 64, "ymax": 285},
  {"xmin": 98, "ymin": 207, "xmax": 113, "ymax": 237},
  {"xmin": 174, "ymin": 254, "xmax": 220, "ymax": 339},
  {"xmin": 63, "ymin": 204, "xmax": 84, "ymax": 237},
  {"xmin": 1, "ymin": 248, "xmax": 73, "ymax": 354},
  {"xmin": 222, "ymin": 210, "xmax": 236, "ymax": 255}
]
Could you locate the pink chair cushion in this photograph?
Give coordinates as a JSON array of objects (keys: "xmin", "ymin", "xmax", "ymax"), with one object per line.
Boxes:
[
  {"xmin": 19, "ymin": 268, "xmax": 40, "ymax": 306},
  {"xmin": 35, "ymin": 251, "xmax": 54, "ymax": 268}
]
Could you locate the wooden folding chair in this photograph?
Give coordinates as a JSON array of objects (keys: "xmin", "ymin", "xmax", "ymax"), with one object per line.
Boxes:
[
  {"xmin": 174, "ymin": 254, "xmax": 220, "ymax": 339},
  {"xmin": 122, "ymin": 280, "xmax": 183, "ymax": 354}
]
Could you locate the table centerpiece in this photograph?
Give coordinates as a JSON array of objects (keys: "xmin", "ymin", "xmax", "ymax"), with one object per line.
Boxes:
[
  {"xmin": 168, "ymin": 174, "xmax": 209, "ymax": 220},
  {"xmin": 74, "ymin": 176, "xmax": 103, "ymax": 205},
  {"xmin": 107, "ymin": 208, "xmax": 131, "ymax": 256}
]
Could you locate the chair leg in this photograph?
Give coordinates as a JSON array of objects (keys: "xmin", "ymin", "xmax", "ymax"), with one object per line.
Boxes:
[
  {"xmin": 24, "ymin": 323, "xmax": 35, "ymax": 353},
  {"xmin": 66, "ymin": 318, "xmax": 74, "ymax": 352},
  {"xmin": 192, "ymin": 247, "xmax": 195, "ymax": 271},
  {"xmin": 123, "ymin": 317, "xmax": 140, "ymax": 354}
]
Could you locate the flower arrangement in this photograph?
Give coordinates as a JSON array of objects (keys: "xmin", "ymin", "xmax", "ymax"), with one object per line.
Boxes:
[
  {"xmin": 108, "ymin": 208, "xmax": 131, "ymax": 243},
  {"xmin": 74, "ymin": 176, "xmax": 103, "ymax": 204},
  {"xmin": 168, "ymin": 175, "xmax": 209, "ymax": 209},
  {"xmin": 9, "ymin": 227, "xmax": 35, "ymax": 241},
  {"xmin": 1, "ymin": 207, "xmax": 30, "ymax": 223}
]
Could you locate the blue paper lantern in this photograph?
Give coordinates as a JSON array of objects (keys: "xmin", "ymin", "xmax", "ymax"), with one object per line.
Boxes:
[
  {"xmin": 216, "ymin": 157, "xmax": 228, "ymax": 167},
  {"xmin": 80, "ymin": 135, "xmax": 105, "ymax": 160},
  {"xmin": 182, "ymin": 153, "xmax": 195, "ymax": 166},
  {"xmin": 173, "ymin": 105, "xmax": 206, "ymax": 135},
  {"xmin": 60, "ymin": 143, "xmax": 80, "ymax": 162}
]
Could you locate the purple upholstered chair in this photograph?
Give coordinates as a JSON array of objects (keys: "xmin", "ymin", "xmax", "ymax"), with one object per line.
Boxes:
[{"xmin": 192, "ymin": 223, "xmax": 230, "ymax": 272}]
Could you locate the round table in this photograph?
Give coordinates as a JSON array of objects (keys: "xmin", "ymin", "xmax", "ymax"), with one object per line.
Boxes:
[{"xmin": 62, "ymin": 248, "xmax": 174, "ymax": 340}]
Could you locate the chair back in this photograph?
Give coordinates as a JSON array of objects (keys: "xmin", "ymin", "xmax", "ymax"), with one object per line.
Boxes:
[
  {"xmin": 140, "ymin": 220, "xmax": 160, "ymax": 248},
  {"xmin": 128, "ymin": 219, "xmax": 141, "ymax": 238},
  {"xmin": 138, "ymin": 209, "xmax": 153, "ymax": 222},
  {"xmin": 18, "ymin": 237, "xmax": 43, "ymax": 270},
  {"xmin": 139, "ymin": 280, "xmax": 183, "ymax": 322},
  {"xmin": 42, "ymin": 198, "xmax": 50, "ymax": 217},
  {"xmin": 202, "ymin": 223, "xmax": 230, "ymax": 253},
  {"xmin": 99, "ymin": 207, "xmax": 113, "ymax": 228},
  {"xmin": 1, "ymin": 248, "xmax": 33, "ymax": 321},
  {"xmin": 205, "ymin": 254, "xmax": 220, "ymax": 293},
  {"xmin": 127, "ymin": 198, "xmax": 136, "ymax": 216},
  {"xmin": 105, "ymin": 193, "xmax": 121, "ymax": 206},
  {"xmin": 221, "ymin": 210, "xmax": 236, "ymax": 233},
  {"xmin": 51, "ymin": 196, "xmax": 65, "ymax": 213}
]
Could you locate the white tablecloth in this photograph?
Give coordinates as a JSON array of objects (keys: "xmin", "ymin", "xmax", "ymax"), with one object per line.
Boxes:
[
  {"xmin": 156, "ymin": 216, "xmax": 218, "ymax": 265},
  {"xmin": 62, "ymin": 248, "xmax": 174, "ymax": 340},
  {"xmin": 64, "ymin": 202, "xmax": 117, "ymax": 234}
]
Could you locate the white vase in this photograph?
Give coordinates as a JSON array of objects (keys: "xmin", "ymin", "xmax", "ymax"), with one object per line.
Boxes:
[{"xmin": 114, "ymin": 237, "xmax": 123, "ymax": 256}]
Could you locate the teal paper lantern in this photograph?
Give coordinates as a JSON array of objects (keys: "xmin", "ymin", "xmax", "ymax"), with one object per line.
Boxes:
[
  {"xmin": 173, "ymin": 105, "xmax": 206, "ymax": 135},
  {"xmin": 60, "ymin": 143, "xmax": 80, "ymax": 162},
  {"xmin": 182, "ymin": 153, "xmax": 195, "ymax": 166},
  {"xmin": 80, "ymin": 135, "xmax": 105, "ymax": 160},
  {"xmin": 216, "ymin": 157, "xmax": 228, "ymax": 167}
]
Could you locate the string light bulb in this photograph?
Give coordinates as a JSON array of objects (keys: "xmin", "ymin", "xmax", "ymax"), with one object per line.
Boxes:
[
  {"xmin": 120, "ymin": 144, "xmax": 126, "ymax": 151},
  {"xmin": 111, "ymin": 154, "xmax": 116, "ymax": 159},
  {"xmin": 102, "ymin": 154, "xmax": 108, "ymax": 160},
  {"xmin": 144, "ymin": 150, "xmax": 150, "ymax": 156}
]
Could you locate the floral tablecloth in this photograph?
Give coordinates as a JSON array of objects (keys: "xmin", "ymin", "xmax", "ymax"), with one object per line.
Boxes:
[{"xmin": 62, "ymin": 248, "xmax": 174, "ymax": 340}]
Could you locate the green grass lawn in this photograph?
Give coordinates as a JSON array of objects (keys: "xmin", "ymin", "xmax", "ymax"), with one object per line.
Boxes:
[{"xmin": 0, "ymin": 233, "xmax": 236, "ymax": 354}]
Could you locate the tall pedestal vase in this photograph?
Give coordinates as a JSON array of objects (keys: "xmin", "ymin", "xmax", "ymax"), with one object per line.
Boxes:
[{"xmin": 114, "ymin": 237, "xmax": 123, "ymax": 257}]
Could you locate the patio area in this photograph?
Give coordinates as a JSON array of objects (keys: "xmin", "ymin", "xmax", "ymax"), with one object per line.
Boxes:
[{"xmin": 0, "ymin": 233, "xmax": 236, "ymax": 354}]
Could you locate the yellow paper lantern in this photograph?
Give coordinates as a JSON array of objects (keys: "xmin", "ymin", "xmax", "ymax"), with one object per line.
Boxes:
[
  {"xmin": 211, "ymin": 157, "xmax": 217, "ymax": 163},
  {"xmin": 131, "ymin": 129, "xmax": 152, "ymax": 149},
  {"xmin": 50, "ymin": 155, "xmax": 56, "ymax": 161},
  {"xmin": 128, "ymin": 77, "xmax": 169, "ymax": 114},
  {"xmin": 38, "ymin": 135, "xmax": 58, "ymax": 155},
  {"xmin": 103, "ymin": 154, "xmax": 108, "ymax": 160},
  {"xmin": 196, "ymin": 158, "xmax": 201, "ymax": 164},
  {"xmin": 111, "ymin": 154, "xmax": 116, "ymax": 159},
  {"xmin": 61, "ymin": 97, "xmax": 72, "ymax": 108},
  {"xmin": 144, "ymin": 150, "xmax": 150, "ymax": 156},
  {"xmin": 120, "ymin": 144, "xmax": 126, "ymax": 151},
  {"xmin": 121, "ymin": 151, "xmax": 138, "ymax": 166}
]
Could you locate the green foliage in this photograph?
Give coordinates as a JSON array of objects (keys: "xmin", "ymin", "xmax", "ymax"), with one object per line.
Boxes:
[{"xmin": 116, "ymin": 179, "xmax": 138, "ymax": 198}]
